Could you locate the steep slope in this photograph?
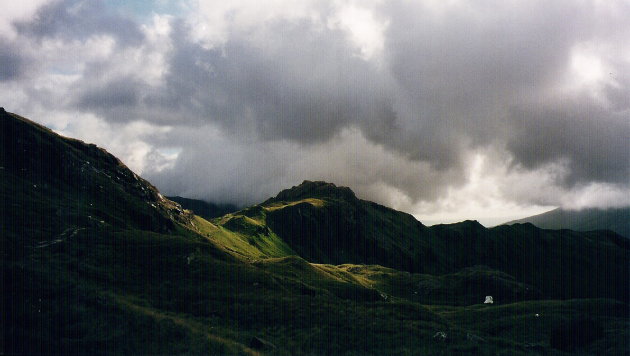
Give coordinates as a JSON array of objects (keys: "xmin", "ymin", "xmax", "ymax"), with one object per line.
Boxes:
[
  {"xmin": 505, "ymin": 207, "xmax": 630, "ymax": 238},
  {"xmin": 0, "ymin": 107, "xmax": 193, "ymax": 241},
  {"xmin": 1, "ymin": 108, "xmax": 246, "ymax": 354}
]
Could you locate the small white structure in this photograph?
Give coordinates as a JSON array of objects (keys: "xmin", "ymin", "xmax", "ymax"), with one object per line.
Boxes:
[
  {"xmin": 484, "ymin": 296, "xmax": 494, "ymax": 304},
  {"xmin": 433, "ymin": 332, "xmax": 447, "ymax": 340}
]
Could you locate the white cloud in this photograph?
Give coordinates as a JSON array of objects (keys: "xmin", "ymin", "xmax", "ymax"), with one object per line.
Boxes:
[
  {"xmin": 327, "ymin": 2, "xmax": 388, "ymax": 60},
  {"xmin": 188, "ymin": 0, "xmax": 325, "ymax": 48},
  {"xmin": 55, "ymin": 113, "xmax": 174, "ymax": 174},
  {"xmin": 0, "ymin": 0, "xmax": 54, "ymax": 38}
]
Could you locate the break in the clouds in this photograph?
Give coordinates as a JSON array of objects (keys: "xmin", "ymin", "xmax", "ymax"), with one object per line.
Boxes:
[{"xmin": 2, "ymin": 0, "xmax": 629, "ymax": 225}]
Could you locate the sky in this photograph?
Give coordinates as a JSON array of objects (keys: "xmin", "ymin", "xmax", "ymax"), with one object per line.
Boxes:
[{"xmin": 1, "ymin": 0, "xmax": 629, "ymax": 226}]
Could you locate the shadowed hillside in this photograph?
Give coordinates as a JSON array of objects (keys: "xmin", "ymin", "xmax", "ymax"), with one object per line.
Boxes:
[
  {"xmin": 2, "ymin": 109, "xmax": 629, "ymax": 355},
  {"xmin": 264, "ymin": 181, "xmax": 431, "ymax": 271},
  {"xmin": 0, "ymin": 108, "xmax": 193, "ymax": 238}
]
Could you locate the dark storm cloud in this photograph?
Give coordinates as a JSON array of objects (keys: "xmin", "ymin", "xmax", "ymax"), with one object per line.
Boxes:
[
  {"xmin": 15, "ymin": 0, "xmax": 144, "ymax": 46},
  {"xmin": 74, "ymin": 17, "xmax": 398, "ymax": 144},
  {"xmin": 0, "ymin": 42, "xmax": 26, "ymax": 81},
  {"xmin": 372, "ymin": 0, "xmax": 630, "ymax": 189},
  {"xmin": 77, "ymin": 78, "xmax": 141, "ymax": 111},
  {"xmin": 377, "ymin": 1, "xmax": 583, "ymax": 168},
  {"xmin": 4, "ymin": 0, "xmax": 629, "ymax": 209},
  {"xmin": 507, "ymin": 99, "xmax": 630, "ymax": 186},
  {"xmin": 146, "ymin": 20, "xmax": 396, "ymax": 144}
]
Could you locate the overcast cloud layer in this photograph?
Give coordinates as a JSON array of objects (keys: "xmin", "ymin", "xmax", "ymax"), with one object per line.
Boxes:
[{"xmin": 2, "ymin": 0, "xmax": 629, "ymax": 225}]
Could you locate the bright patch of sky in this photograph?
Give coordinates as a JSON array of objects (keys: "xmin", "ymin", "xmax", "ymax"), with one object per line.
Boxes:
[{"xmin": 104, "ymin": 0, "xmax": 190, "ymax": 21}]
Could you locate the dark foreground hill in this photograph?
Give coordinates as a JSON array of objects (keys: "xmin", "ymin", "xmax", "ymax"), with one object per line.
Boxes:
[
  {"xmin": 2, "ymin": 109, "xmax": 629, "ymax": 355},
  {"xmin": 505, "ymin": 207, "xmax": 630, "ymax": 239},
  {"xmin": 0, "ymin": 108, "xmax": 193, "ymax": 237}
]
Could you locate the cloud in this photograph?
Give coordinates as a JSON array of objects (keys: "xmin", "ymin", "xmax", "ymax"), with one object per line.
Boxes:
[
  {"xmin": 143, "ymin": 126, "xmax": 463, "ymax": 206},
  {"xmin": 0, "ymin": 42, "xmax": 27, "ymax": 81},
  {"xmin": 2, "ymin": 0, "xmax": 629, "ymax": 222},
  {"xmin": 96, "ymin": 17, "xmax": 396, "ymax": 142},
  {"xmin": 0, "ymin": 0, "xmax": 52, "ymax": 38},
  {"xmin": 507, "ymin": 98, "xmax": 630, "ymax": 187},
  {"xmin": 77, "ymin": 78, "xmax": 142, "ymax": 111},
  {"xmin": 14, "ymin": 0, "xmax": 144, "ymax": 46}
]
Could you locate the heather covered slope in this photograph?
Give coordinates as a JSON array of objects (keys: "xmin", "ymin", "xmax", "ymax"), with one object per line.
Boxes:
[{"xmin": 2, "ymin": 109, "xmax": 629, "ymax": 355}]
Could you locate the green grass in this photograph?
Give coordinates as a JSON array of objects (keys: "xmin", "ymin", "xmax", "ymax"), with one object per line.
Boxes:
[
  {"xmin": 3, "ymin": 112, "xmax": 629, "ymax": 355},
  {"xmin": 193, "ymin": 198, "xmax": 328, "ymax": 260},
  {"xmin": 5, "ymin": 219, "xmax": 629, "ymax": 355},
  {"xmin": 264, "ymin": 198, "xmax": 326, "ymax": 211},
  {"xmin": 193, "ymin": 215, "xmax": 296, "ymax": 260}
]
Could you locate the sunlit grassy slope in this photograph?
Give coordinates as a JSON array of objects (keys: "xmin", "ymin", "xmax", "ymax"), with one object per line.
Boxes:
[
  {"xmin": 3, "ymin": 109, "xmax": 629, "ymax": 355},
  {"xmin": 192, "ymin": 214, "xmax": 295, "ymax": 259},
  {"xmin": 186, "ymin": 197, "xmax": 329, "ymax": 260}
]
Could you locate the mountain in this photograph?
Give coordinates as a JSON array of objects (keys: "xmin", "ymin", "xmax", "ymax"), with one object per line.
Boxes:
[
  {"xmin": 505, "ymin": 207, "xmax": 630, "ymax": 238},
  {"xmin": 213, "ymin": 180, "xmax": 628, "ymax": 301},
  {"xmin": 0, "ymin": 108, "xmax": 194, "ymax": 238},
  {"xmin": 264, "ymin": 181, "xmax": 430, "ymax": 271},
  {"xmin": 3, "ymin": 108, "xmax": 629, "ymax": 355},
  {"xmin": 167, "ymin": 196, "xmax": 238, "ymax": 220}
]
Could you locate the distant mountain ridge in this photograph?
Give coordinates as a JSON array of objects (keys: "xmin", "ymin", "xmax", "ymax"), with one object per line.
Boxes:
[
  {"xmin": 505, "ymin": 207, "xmax": 630, "ymax": 238},
  {"xmin": 215, "ymin": 180, "xmax": 629, "ymax": 301},
  {"xmin": 168, "ymin": 196, "xmax": 238, "ymax": 220}
]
